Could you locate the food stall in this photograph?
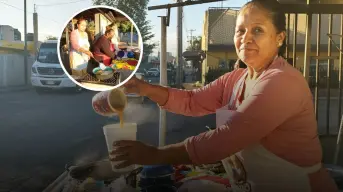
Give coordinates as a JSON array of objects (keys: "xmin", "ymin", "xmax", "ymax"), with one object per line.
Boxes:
[{"xmin": 59, "ymin": 7, "xmax": 141, "ymax": 90}]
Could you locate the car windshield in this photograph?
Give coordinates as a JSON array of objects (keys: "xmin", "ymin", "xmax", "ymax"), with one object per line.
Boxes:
[
  {"xmin": 137, "ymin": 69, "xmax": 145, "ymax": 73},
  {"xmin": 37, "ymin": 43, "xmax": 59, "ymax": 64}
]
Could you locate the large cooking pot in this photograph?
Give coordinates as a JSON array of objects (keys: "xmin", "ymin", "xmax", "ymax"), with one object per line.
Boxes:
[{"xmin": 62, "ymin": 159, "xmax": 141, "ymax": 192}]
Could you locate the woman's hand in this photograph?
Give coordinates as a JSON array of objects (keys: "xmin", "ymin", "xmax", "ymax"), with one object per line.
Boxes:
[
  {"xmin": 124, "ymin": 75, "xmax": 170, "ymax": 107},
  {"xmin": 123, "ymin": 76, "xmax": 148, "ymax": 96},
  {"xmin": 110, "ymin": 140, "xmax": 160, "ymax": 168}
]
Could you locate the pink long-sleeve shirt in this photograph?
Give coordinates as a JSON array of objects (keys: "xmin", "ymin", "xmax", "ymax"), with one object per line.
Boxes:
[
  {"xmin": 70, "ymin": 29, "xmax": 81, "ymax": 51},
  {"xmin": 161, "ymin": 57, "xmax": 338, "ymax": 191}
]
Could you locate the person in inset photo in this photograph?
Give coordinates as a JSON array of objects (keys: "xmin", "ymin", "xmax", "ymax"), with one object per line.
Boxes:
[
  {"xmin": 91, "ymin": 29, "xmax": 117, "ymax": 66},
  {"xmin": 69, "ymin": 18, "xmax": 93, "ymax": 77},
  {"xmin": 58, "ymin": 7, "xmax": 142, "ymax": 91}
]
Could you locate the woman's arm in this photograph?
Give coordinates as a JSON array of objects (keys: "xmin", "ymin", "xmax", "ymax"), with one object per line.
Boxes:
[
  {"xmin": 156, "ymin": 142, "xmax": 193, "ymax": 165},
  {"xmin": 140, "ymin": 83, "xmax": 169, "ymax": 106},
  {"xmin": 126, "ymin": 71, "xmax": 235, "ymax": 117},
  {"xmin": 70, "ymin": 30, "xmax": 90, "ymax": 54},
  {"xmin": 148, "ymin": 73, "xmax": 231, "ymax": 117},
  {"xmin": 70, "ymin": 30, "xmax": 80, "ymax": 51},
  {"xmin": 183, "ymin": 72, "xmax": 306, "ymax": 164}
]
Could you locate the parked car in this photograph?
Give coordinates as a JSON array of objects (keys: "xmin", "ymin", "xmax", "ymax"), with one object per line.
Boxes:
[
  {"xmin": 30, "ymin": 40, "xmax": 82, "ymax": 94},
  {"xmin": 146, "ymin": 68, "xmax": 160, "ymax": 76},
  {"xmin": 136, "ymin": 68, "xmax": 147, "ymax": 75}
]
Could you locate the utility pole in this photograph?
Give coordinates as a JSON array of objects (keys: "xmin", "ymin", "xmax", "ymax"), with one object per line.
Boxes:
[
  {"xmin": 159, "ymin": 16, "xmax": 167, "ymax": 146},
  {"xmin": 33, "ymin": 4, "xmax": 39, "ymax": 58},
  {"xmin": 176, "ymin": 0, "xmax": 183, "ymax": 88},
  {"xmin": 188, "ymin": 29, "xmax": 196, "ymax": 50},
  {"xmin": 24, "ymin": 0, "xmax": 28, "ymax": 85}
]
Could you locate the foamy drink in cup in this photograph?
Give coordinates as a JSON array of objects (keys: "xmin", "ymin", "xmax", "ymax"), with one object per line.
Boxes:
[
  {"xmin": 103, "ymin": 123, "xmax": 137, "ymax": 172},
  {"xmin": 92, "ymin": 88, "xmax": 127, "ymax": 128}
]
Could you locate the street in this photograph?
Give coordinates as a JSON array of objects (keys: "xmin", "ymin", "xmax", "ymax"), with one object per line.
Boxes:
[{"xmin": 0, "ymin": 89, "xmax": 215, "ymax": 192}]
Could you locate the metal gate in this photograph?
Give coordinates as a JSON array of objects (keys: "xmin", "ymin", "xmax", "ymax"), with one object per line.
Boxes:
[{"xmin": 282, "ymin": 3, "xmax": 343, "ymax": 136}]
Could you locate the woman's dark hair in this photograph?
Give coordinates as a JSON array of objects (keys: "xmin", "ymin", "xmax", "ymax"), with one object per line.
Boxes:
[
  {"xmin": 105, "ymin": 29, "xmax": 114, "ymax": 35},
  {"xmin": 240, "ymin": 0, "xmax": 287, "ymax": 57},
  {"xmin": 76, "ymin": 18, "xmax": 87, "ymax": 25},
  {"xmin": 75, "ymin": 18, "xmax": 87, "ymax": 31}
]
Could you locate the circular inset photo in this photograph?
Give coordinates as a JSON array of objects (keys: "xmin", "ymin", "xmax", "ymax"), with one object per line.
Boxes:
[{"xmin": 57, "ymin": 6, "xmax": 143, "ymax": 91}]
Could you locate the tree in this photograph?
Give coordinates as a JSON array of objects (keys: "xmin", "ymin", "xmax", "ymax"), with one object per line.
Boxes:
[
  {"xmin": 93, "ymin": 0, "xmax": 156, "ymax": 68},
  {"xmin": 116, "ymin": 20, "xmax": 136, "ymax": 33},
  {"xmin": 46, "ymin": 36, "xmax": 58, "ymax": 40},
  {"xmin": 186, "ymin": 36, "xmax": 202, "ymax": 51}
]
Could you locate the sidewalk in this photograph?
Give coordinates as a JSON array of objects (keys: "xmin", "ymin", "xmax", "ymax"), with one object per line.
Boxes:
[{"xmin": 0, "ymin": 85, "xmax": 32, "ymax": 93}]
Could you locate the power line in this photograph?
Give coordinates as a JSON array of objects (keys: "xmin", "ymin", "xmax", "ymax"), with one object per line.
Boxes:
[
  {"xmin": 0, "ymin": 1, "xmax": 23, "ymax": 11},
  {"xmin": 35, "ymin": 0, "xmax": 88, "ymax": 7},
  {"xmin": 0, "ymin": 1, "xmax": 61, "ymax": 24}
]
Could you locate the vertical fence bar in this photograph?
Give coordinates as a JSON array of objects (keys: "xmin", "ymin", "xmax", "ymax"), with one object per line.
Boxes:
[
  {"xmin": 304, "ymin": 13, "xmax": 312, "ymax": 83},
  {"xmin": 293, "ymin": 14, "xmax": 298, "ymax": 68},
  {"xmin": 286, "ymin": 13, "xmax": 291, "ymax": 59},
  {"xmin": 159, "ymin": 16, "xmax": 167, "ymax": 147},
  {"xmin": 338, "ymin": 14, "xmax": 343, "ymax": 131},
  {"xmin": 327, "ymin": 14, "xmax": 333, "ymax": 135},
  {"xmin": 315, "ymin": 14, "xmax": 321, "ymax": 121},
  {"xmin": 334, "ymin": 115, "xmax": 343, "ymax": 164},
  {"xmin": 333, "ymin": 14, "xmax": 343, "ymax": 166}
]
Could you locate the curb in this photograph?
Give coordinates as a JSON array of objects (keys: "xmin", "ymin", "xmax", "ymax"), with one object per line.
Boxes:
[{"xmin": 0, "ymin": 86, "xmax": 33, "ymax": 93}]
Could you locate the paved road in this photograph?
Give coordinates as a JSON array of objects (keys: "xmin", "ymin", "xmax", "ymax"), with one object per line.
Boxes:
[{"xmin": 0, "ymin": 89, "xmax": 215, "ymax": 192}]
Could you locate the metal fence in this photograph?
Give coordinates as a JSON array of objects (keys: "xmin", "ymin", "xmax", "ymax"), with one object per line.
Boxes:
[{"xmin": 284, "ymin": 11, "xmax": 343, "ymax": 136}]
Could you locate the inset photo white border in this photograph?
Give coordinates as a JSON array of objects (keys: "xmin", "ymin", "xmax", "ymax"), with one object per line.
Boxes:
[{"xmin": 57, "ymin": 5, "xmax": 143, "ymax": 92}]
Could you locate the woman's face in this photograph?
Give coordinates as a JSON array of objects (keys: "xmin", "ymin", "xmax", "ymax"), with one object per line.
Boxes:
[
  {"xmin": 77, "ymin": 20, "xmax": 87, "ymax": 32},
  {"xmin": 234, "ymin": 6, "xmax": 285, "ymax": 70}
]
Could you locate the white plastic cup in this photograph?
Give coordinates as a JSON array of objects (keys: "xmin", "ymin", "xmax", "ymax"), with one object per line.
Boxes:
[{"xmin": 103, "ymin": 123, "xmax": 137, "ymax": 173}]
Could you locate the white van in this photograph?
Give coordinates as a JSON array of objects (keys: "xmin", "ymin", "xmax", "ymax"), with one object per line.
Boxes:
[{"xmin": 30, "ymin": 40, "xmax": 80, "ymax": 93}]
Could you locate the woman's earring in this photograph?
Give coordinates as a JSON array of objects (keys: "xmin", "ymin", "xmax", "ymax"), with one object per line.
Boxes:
[{"xmin": 278, "ymin": 42, "xmax": 282, "ymax": 47}]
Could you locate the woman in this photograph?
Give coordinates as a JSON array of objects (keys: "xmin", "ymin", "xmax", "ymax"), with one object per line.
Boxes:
[
  {"xmin": 91, "ymin": 29, "xmax": 117, "ymax": 66},
  {"xmin": 111, "ymin": 0, "xmax": 338, "ymax": 191},
  {"xmin": 70, "ymin": 18, "xmax": 93, "ymax": 76}
]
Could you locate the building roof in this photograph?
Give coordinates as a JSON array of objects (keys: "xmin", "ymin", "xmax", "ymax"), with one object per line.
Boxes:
[{"xmin": 0, "ymin": 25, "xmax": 13, "ymax": 28}]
